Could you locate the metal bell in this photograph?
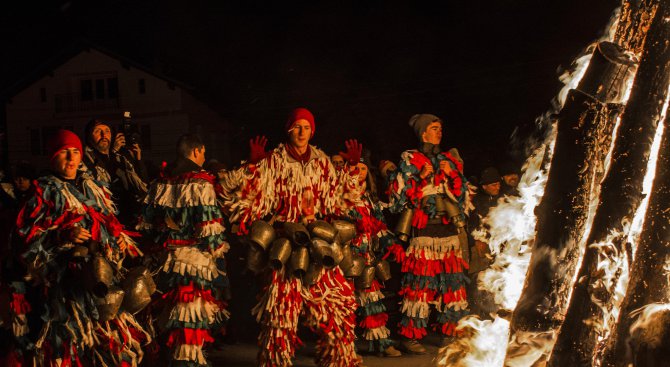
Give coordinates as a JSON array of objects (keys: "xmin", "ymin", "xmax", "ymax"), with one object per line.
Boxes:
[
  {"xmin": 355, "ymin": 266, "xmax": 376, "ymax": 290},
  {"xmin": 338, "ymin": 245, "xmax": 354, "ymax": 271},
  {"xmin": 444, "ymin": 199, "xmax": 466, "ymax": 230},
  {"xmin": 121, "ymin": 274, "xmax": 152, "ymax": 314},
  {"xmin": 310, "ymin": 238, "xmax": 335, "ymax": 268},
  {"xmin": 89, "ymin": 255, "xmax": 115, "ymax": 298},
  {"xmin": 289, "ymin": 247, "xmax": 310, "ymax": 277},
  {"xmin": 308, "ymin": 220, "xmax": 338, "ymax": 242},
  {"xmin": 329, "ymin": 241, "xmax": 344, "ymax": 266},
  {"xmin": 395, "ymin": 208, "xmax": 413, "ymax": 243},
  {"xmin": 434, "ymin": 195, "xmax": 448, "ymax": 216},
  {"xmin": 268, "ymin": 238, "xmax": 292, "ymax": 270},
  {"xmin": 246, "ymin": 245, "xmax": 267, "ymax": 274},
  {"xmin": 283, "ymin": 222, "xmax": 311, "ymax": 247},
  {"xmin": 332, "ymin": 220, "xmax": 357, "ymax": 244},
  {"xmin": 375, "ymin": 260, "xmax": 392, "ymax": 282},
  {"xmin": 95, "ymin": 286, "xmax": 125, "ymax": 322},
  {"xmin": 71, "ymin": 245, "xmax": 89, "ymax": 258},
  {"xmin": 304, "ymin": 262, "xmax": 323, "ymax": 286},
  {"xmin": 343, "ymin": 256, "xmax": 365, "ymax": 277},
  {"xmin": 125, "ymin": 266, "xmax": 156, "ymax": 294},
  {"xmin": 248, "ymin": 220, "xmax": 276, "ymax": 251}
]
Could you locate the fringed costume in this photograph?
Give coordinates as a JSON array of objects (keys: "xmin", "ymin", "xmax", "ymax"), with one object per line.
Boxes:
[
  {"xmin": 344, "ymin": 194, "xmax": 398, "ymax": 354},
  {"xmin": 139, "ymin": 159, "xmax": 230, "ymax": 367},
  {"xmin": 221, "ymin": 143, "xmax": 363, "ymax": 367},
  {"xmin": 11, "ymin": 171, "xmax": 149, "ymax": 366},
  {"xmin": 388, "ymin": 148, "xmax": 472, "ymax": 340}
]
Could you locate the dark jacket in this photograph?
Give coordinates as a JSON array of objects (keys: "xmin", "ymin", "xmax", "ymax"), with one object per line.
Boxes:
[{"xmin": 83, "ymin": 146, "xmax": 148, "ymax": 225}]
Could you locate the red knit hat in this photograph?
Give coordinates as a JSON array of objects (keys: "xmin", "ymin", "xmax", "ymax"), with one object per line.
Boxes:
[
  {"xmin": 46, "ymin": 129, "xmax": 83, "ymax": 161},
  {"xmin": 285, "ymin": 107, "xmax": 315, "ymax": 137}
]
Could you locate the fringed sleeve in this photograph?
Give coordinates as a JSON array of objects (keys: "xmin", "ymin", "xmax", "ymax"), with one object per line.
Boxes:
[{"xmin": 221, "ymin": 144, "xmax": 363, "ymax": 233}]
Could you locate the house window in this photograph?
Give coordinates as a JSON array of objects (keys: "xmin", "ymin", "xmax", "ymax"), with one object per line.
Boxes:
[
  {"xmin": 95, "ymin": 79, "xmax": 105, "ymax": 99},
  {"xmin": 138, "ymin": 79, "xmax": 146, "ymax": 94},
  {"xmin": 80, "ymin": 79, "xmax": 93, "ymax": 101},
  {"xmin": 140, "ymin": 124, "xmax": 151, "ymax": 149},
  {"xmin": 107, "ymin": 77, "xmax": 118, "ymax": 99},
  {"xmin": 29, "ymin": 128, "xmax": 41, "ymax": 156},
  {"xmin": 40, "ymin": 88, "xmax": 47, "ymax": 103}
]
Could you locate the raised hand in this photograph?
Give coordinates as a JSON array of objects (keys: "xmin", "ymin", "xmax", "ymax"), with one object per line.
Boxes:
[
  {"xmin": 339, "ymin": 139, "xmax": 363, "ymax": 165},
  {"xmin": 249, "ymin": 135, "xmax": 269, "ymax": 164}
]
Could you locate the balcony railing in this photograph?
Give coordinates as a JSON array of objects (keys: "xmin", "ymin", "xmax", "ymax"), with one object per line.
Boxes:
[{"xmin": 54, "ymin": 93, "xmax": 119, "ymax": 113}]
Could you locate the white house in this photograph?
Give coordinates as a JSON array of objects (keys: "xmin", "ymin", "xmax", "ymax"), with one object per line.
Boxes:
[{"xmin": 3, "ymin": 42, "xmax": 232, "ymax": 173}]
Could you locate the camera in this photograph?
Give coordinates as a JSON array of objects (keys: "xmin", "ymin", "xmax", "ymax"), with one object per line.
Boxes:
[{"xmin": 120, "ymin": 111, "xmax": 141, "ymax": 147}]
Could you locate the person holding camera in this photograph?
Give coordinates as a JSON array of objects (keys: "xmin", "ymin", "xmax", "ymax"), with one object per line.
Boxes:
[{"xmin": 83, "ymin": 118, "xmax": 148, "ymax": 225}]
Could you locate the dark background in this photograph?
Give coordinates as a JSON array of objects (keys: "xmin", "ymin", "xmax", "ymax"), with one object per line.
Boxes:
[{"xmin": 0, "ymin": 0, "xmax": 618, "ymax": 177}]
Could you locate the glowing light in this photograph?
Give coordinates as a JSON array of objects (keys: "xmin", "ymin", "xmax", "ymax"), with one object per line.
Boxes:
[{"xmin": 436, "ymin": 6, "xmax": 624, "ymax": 367}]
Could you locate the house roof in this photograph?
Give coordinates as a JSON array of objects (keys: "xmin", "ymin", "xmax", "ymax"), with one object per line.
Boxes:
[{"xmin": 1, "ymin": 38, "xmax": 193, "ymax": 101}]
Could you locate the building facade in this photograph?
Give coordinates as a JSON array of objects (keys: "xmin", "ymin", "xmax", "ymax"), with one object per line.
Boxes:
[{"xmin": 3, "ymin": 45, "xmax": 231, "ymax": 173}]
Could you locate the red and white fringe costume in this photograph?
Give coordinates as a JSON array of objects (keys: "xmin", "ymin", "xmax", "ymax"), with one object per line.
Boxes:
[{"xmin": 221, "ymin": 143, "xmax": 363, "ymax": 367}]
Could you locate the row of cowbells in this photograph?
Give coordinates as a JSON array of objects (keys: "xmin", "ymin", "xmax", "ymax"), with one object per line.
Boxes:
[
  {"xmin": 82, "ymin": 251, "xmax": 156, "ymax": 322},
  {"xmin": 246, "ymin": 220, "xmax": 392, "ymax": 289}
]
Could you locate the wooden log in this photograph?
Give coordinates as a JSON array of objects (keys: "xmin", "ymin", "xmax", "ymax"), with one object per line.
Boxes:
[
  {"xmin": 601, "ymin": 12, "xmax": 670, "ymax": 367},
  {"xmin": 549, "ymin": 2, "xmax": 670, "ymax": 365},
  {"xmin": 614, "ymin": 0, "xmax": 660, "ymax": 55},
  {"xmin": 603, "ymin": 105, "xmax": 670, "ymax": 367},
  {"xmin": 508, "ymin": 89, "xmax": 614, "ymax": 334}
]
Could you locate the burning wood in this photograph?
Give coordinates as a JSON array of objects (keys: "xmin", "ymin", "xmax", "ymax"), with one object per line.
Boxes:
[
  {"xmin": 506, "ymin": 42, "xmax": 632, "ymax": 364},
  {"xmin": 601, "ymin": 100, "xmax": 670, "ymax": 366},
  {"xmin": 550, "ymin": 1, "xmax": 670, "ymax": 365},
  {"xmin": 614, "ymin": 0, "xmax": 659, "ymax": 55}
]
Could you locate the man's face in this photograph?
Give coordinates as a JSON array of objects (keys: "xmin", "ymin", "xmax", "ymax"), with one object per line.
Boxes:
[
  {"xmin": 482, "ymin": 182, "xmax": 501, "ymax": 196},
  {"xmin": 331, "ymin": 155, "xmax": 345, "ymax": 169},
  {"xmin": 503, "ymin": 173, "xmax": 520, "ymax": 188},
  {"xmin": 52, "ymin": 147, "xmax": 81, "ymax": 179},
  {"xmin": 194, "ymin": 146, "xmax": 206, "ymax": 167},
  {"xmin": 13, "ymin": 177, "xmax": 31, "ymax": 192},
  {"xmin": 421, "ymin": 121, "xmax": 442, "ymax": 145},
  {"xmin": 288, "ymin": 119, "xmax": 312, "ymax": 149},
  {"xmin": 90, "ymin": 124, "xmax": 112, "ymax": 154},
  {"xmin": 357, "ymin": 163, "xmax": 368, "ymax": 183}
]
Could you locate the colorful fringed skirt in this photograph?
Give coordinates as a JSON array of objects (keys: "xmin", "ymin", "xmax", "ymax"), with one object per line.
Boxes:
[{"xmin": 398, "ymin": 234, "xmax": 470, "ymax": 339}]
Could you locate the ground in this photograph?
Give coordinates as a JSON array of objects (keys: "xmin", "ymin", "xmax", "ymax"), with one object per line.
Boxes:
[{"xmin": 209, "ymin": 334, "xmax": 441, "ymax": 367}]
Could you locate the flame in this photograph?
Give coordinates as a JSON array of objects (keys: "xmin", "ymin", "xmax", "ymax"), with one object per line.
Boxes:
[
  {"xmin": 586, "ymin": 83, "xmax": 670, "ymax": 366},
  {"xmin": 626, "ymin": 303, "xmax": 670, "ymax": 360},
  {"xmin": 436, "ymin": 6, "xmax": 625, "ymax": 367}
]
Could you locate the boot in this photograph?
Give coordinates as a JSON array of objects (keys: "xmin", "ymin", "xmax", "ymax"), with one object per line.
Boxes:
[
  {"xmin": 378, "ymin": 345, "xmax": 402, "ymax": 357},
  {"xmin": 400, "ymin": 338, "xmax": 427, "ymax": 354}
]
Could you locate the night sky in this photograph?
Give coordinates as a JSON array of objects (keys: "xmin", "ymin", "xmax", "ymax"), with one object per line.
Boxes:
[{"xmin": 0, "ymin": 0, "xmax": 619, "ymax": 176}]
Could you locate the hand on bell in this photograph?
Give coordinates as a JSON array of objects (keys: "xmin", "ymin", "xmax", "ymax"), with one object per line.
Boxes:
[
  {"xmin": 439, "ymin": 160, "xmax": 452, "ymax": 174},
  {"xmin": 339, "ymin": 139, "xmax": 362, "ymax": 165},
  {"xmin": 64, "ymin": 227, "xmax": 92, "ymax": 244},
  {"xmin": 419, "ymin": 164, "xmax": 433, "ymax": 179}
]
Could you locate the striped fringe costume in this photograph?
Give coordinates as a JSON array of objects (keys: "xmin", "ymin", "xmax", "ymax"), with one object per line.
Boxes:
[
  {"xmin": 221, "ymin": 144, "xmax": 363, "ymax": 367},
  {"xmin": 140, "ymin": 169, "xmax": 230, "ymax": 367},
  {"xmin": 387, "ymin": 149, "xmax": 472, "ymax": 340},
  {"xmin": 10, "ymin": 172, "xmax": 148, "ymax": 366}
]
